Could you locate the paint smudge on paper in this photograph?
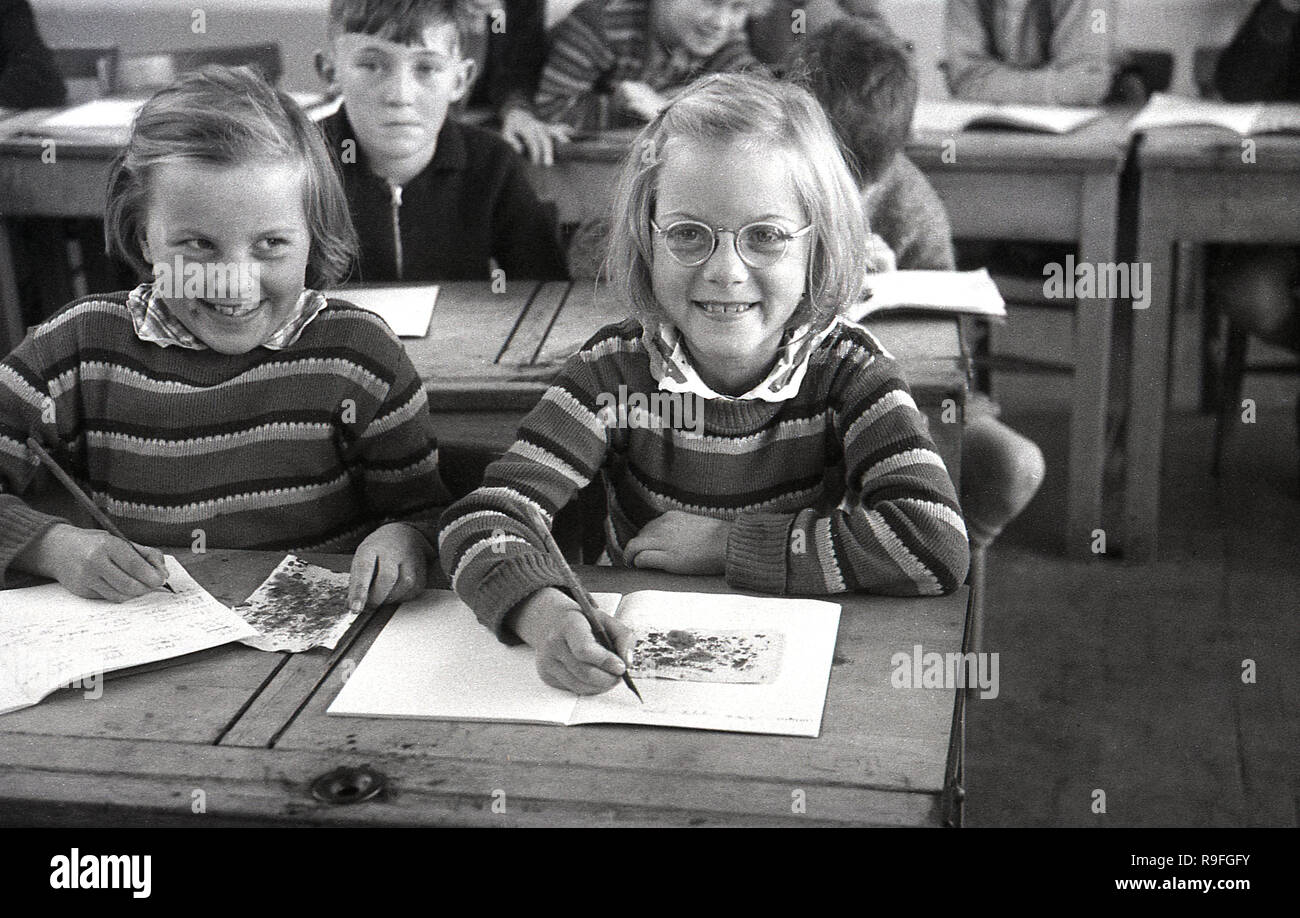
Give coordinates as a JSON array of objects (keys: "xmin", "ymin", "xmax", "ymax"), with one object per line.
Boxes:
[
  {"xmin": 630, "ymin": 628, "xmax": 785, "ymax": 684},
  {"xmin": 235, "ymin": 555, "xmax": 354, "ymax": 653}
]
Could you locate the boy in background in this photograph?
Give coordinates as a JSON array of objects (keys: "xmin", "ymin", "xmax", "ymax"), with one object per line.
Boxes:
[
  {"xmin": 806, "ymin": 21, "xmax": 1046, "ymax": 549},
  {"xmin": 534, "ymin": 0, "xmax": 763, "ymax": 128},
  {"xmin": 1212, "ymin": 0, "xmax": 1300, "ymax": 357},
  {"xmin": 943, "ymin": 0, "xmax": 1116, "ymax": 106},
  {"xmin": 316, "ymin": 0, "xmax": 567, "ymax": 281},
  {"xmin": 0, "ymin": 0, "xmax": 65, "ymax": 117}
]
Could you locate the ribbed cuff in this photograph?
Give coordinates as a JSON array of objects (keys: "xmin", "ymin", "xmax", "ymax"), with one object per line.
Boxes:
[
  {"xmin": 0, "ymin": 499, "xmax": 64, "ymax": 588},
  {"xmin": 471, "ymin": 550, "xmax": 574, "ymax": 645},
  {"xmin": 725, "ymin": 513, "xmax": 793, "ymax": 594}
]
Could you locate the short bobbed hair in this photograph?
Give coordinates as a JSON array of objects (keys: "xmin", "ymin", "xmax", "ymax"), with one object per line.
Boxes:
[
  {"xmin": 800, "ymin": 19, "xmax": 919, "ymax": 185},
  {"xmin": 105, "ymin": 65, "xmax": 358, "ymax": 290},
  {"xmin": 605, "ymin": 71, "xmax": 868, "ymax": 332}
]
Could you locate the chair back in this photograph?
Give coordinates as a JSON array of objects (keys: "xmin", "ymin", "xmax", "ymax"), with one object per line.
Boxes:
[{"xmin": 113, "ymin": 43, "xmax": 283, "ymax": 94}]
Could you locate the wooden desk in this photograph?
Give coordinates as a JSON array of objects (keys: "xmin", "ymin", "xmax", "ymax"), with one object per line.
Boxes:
[
  {"xmin": 409, "ymin": 281, "xmax": 967, "ymax": 484},
  {"xmin": 529, "ymin": 117, "xmax": 1132, "ymax": 557},
  {"xmin": 0, "ymin": 550, "xmax": 971, "ymax": 826},
  {"xmin": 1126, "ymin": 128, "xmax": 1300, "ymax": 561}
]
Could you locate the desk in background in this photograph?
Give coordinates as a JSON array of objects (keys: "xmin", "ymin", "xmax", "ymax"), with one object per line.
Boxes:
[
  {"xmin": 1126, "ymin": 128, "xmax": 1300, "ymax": 562},
  {"xmin": 0, "ymin": 550, "xmax": 971, "ymax": 827}
]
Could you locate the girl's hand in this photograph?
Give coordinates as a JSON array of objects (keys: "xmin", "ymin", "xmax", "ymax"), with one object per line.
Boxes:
[
  {"xmin": 16, "ymin": 523, "xmax": 169, "ymax": 602},
  {"xmin": 501, "ymin": 107, "xmax": 573, "ymax": 166},
  {"xmin": 348, "ymin": 523, "xmax": 429, "ymax": 613},
  {"xmin": 510, "ymin": 587, "xmax": 633, "ymax": 694},
  {"xmin": 615, "ymin": 81, "xmax": 669, "ymax": 121},
  {"xmin": 624, "ymin": 511, "xmax": 731, "ymax": 575}
]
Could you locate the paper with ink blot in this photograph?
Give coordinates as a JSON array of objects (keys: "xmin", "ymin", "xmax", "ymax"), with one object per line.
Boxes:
[
  {"xmin": 0, "ymin": 556, "xmax": 258, "ymax": 715},
  {"xmin": 631, "ymin": 628, "xmax": 785, "ymax": 684},
  {"xmin": 234, "ymin": 555, "xmax": 356, "ymax": 653}
]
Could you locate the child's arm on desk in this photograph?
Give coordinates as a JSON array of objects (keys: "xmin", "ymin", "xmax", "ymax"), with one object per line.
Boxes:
[
  {"xmin": 504, "ymin": 586, "xmax": 633, "ymax": 695},
  {"xmin": 0, "ymin": 340, "xmax": 167, "ymax": 599},
  {"xmin": 339, "ymin": 319, "xmax": 454, "ymax": 612}
]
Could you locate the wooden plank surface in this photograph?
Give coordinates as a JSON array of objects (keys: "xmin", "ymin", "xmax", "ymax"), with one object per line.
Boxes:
[
  {"xmin": 0, "ymin": 732, "xmax": 939, "ymax": 826},
  {"xmin": 264, "ymin": 568, "xmax": 968, "ymax": 804}
]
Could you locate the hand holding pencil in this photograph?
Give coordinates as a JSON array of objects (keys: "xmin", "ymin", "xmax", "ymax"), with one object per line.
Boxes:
[
  {"xmin": 510, "ymin": 506, "xmax": 641, "ymax": 700},
  {"xmin": 16, "ymin": 437, "xmax": 172, "ymax": 601}
]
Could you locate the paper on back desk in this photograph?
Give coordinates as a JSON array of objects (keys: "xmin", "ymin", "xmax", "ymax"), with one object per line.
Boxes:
[
  {"xmin": 0, "ymin": 556, "xmax": 259, "ymax": 715},
  {"xmin": 326, "ymin": 589, "xmax": 842, "ymax": 737},
  {"xmin": 333, "ymin": 285, "xmax": 440, "ymax": 338}
]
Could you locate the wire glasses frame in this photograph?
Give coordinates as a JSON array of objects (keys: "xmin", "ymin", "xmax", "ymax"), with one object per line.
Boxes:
[{"xmin": 650, "ymin": 219, "xmax": 813, "ymax": 269}]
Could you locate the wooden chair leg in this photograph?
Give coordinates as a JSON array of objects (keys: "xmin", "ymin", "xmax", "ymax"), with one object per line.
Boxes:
[{"xmin": 1212, "ymin": 323, "xmax": 1249, "ymax": 478}]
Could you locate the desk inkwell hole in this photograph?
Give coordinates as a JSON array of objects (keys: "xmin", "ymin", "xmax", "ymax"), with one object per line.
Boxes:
[{"xmin": 311, "ymin": 765, "xmax": 387, "ymax": 805}]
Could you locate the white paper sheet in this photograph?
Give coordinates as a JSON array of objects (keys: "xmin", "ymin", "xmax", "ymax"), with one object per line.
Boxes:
[
  {"xmin": 0, "ymin": 556, "xmax": 259, "ymax": 714},
  {"xmin": 913, "ymin": 99, "xmax": 1102, "ymax": 134},
  {"xmin": 853, "ymin": 269, "xmax": 1006, "ymax": 321},
  {"xmin": 333, "ymin": 285, "xmax": 440, "ymax": 338},
  {"xmin": 327, "ymin": 589, "xmax": 841, "ymax": 738},
  {"xmin": 1128, "ymin": 93, "xmax": 1300, "ymax": 136}
]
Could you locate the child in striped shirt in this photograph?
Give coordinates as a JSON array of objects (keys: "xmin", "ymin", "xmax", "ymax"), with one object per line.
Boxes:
[
  {"xmin": 0, "ymin": 66, "xmax": 450, "ymax": 613},
  {"xmin": 440, "ymin": 71, "xmax": 969, "ymax": 695},
  {"xmin": 534, "ymin": 0, "xmax": 764, "ymax": 129}
]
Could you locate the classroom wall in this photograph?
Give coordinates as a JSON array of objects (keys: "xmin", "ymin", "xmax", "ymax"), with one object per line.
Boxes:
[{"xmin": 35, "ymin": 0, "xmax": 1260, "ymax": 98}]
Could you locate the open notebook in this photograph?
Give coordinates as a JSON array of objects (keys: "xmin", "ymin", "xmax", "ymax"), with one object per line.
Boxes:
[
  {"xmin": 332, "ymin": 284, "xmax": 440, "ymax": 338},
  {"xmin": 1129, "ymin": 92, "xmax": 1300, "ymax": 136},
  {"xmin": 853, "ymin": 269, "xmax": 1006, "ymax": 322},
  {"xmin": 913, "ymin": 99, "xmax": 1103, "ymax": 134},
  {"xmin": 0, "ymin": 557, "xmax": 258, "ymax": 715},
  {"xmin": 328, "ymin": 589, "xmax": 842, "ymax": 738}
]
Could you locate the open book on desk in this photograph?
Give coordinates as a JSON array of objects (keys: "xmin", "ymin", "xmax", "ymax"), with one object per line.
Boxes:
[
  {"xmin": 852, "ymin": 269, "xmax": 1006, "ymax": 322},
  {"xmin": 0, "ymin": 556, "xmax": 259, "ymax": 715},
  {"xmin": 913, "ymin": 99, "xmax": 1103, "ymax": 134},
  {"xmin": 328, "ymin": 589, "xmax": 841, "ymax": 737},
  {"xmin": 332, "ymin": 284, "xmax": 440, "ymax": 338},
  {"xmin": 1128, "ymin": 93, "xmax": 1300, "ymax": 136}
]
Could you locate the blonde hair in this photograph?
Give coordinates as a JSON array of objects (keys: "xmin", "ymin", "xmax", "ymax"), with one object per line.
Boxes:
[
  {"xmin": 605, "ymin": 71, "xmax": 868, "ymax": 330},
  {"xmin": 105, "ymin": 65, "xmax": 357, "ymax": 289}
]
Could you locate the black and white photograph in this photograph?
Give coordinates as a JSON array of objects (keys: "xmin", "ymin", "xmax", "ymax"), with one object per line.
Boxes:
[{"xmin": 0, "ymin": 0, "xmax": 1292, "ymax": 887}]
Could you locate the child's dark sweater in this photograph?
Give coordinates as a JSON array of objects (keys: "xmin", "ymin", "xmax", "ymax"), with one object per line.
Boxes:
[
  {"xmin": 0, "ymin": 0, "xmax": 66, "ymax": 109},
  {"xmin": 320, "ymin": 108, "xmax": 568, "ymax": 282}
]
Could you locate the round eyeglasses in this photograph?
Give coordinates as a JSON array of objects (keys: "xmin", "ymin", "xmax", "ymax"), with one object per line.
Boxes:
[{"xmin": 650, "ymin": 219, "xmax": 812, "ymax": 269}]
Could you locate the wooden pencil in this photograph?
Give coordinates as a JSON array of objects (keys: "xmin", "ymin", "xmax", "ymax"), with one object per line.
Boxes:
[
  {"xmin": 521, "ymin": 504, "xmax": 642, "ymax": 703},
  {"xmin": 26, "ymin": 437, "xmax": 175, "ymax": 594}
]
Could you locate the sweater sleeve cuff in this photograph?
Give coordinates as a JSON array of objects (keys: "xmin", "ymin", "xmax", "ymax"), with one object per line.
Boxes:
[
  {"xmin": 725, "ymin": 513, "xmax": 793, "ymax": 594},
  {"xmin": 470, "ymin": 551, "xmax": 575, "ymax": 645},
  {"xmin": 0, "ymin": 498, "xmax": 64, "ymax": 588}
]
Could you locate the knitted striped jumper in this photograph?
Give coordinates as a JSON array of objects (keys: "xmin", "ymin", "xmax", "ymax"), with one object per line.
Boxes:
[
  {"xmin": 534, "ymin": 0, "xmax": 759, "ymax": 125},
  {"xmin": 0, "ymin": 291, "xmax": 449, "ymax": 586},
  {"xmin": 439, "ymin": 317, "xmax": 970, "ymax": 643}
]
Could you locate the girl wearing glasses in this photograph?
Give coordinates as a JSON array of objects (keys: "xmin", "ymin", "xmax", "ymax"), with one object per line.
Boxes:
[{"xmin": 439, "ymin": 72, "xmax": 969, "ymax": 696}]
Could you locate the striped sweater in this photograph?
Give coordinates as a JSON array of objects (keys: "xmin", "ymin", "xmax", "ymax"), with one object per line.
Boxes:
[
  {"xmin": 534, "ymin": 0, "xmax": 759, "ymax": 126},
  {"xmin": 0, "ymin": 291, "xmax": 450, "ymax": 586},
  {"xmin": 439, "ymin": 317, "xmax": 969, "ymax": 643}
]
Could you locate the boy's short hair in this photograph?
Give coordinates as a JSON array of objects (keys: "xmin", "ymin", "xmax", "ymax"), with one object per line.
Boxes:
[
  {"xmin": 606, "ymin": 71, "xmax": 867, "ymax": 331},
  {"xmin": 801, "ymin": 19, "xmax": 918, "ymax": 185},
  {"xmin": 327, "ymin": 0, "xmax": 467, "ymax": 47},
  {"xmin": 105, "ymin": 65, "xmax": 358, "ymax": 290}
]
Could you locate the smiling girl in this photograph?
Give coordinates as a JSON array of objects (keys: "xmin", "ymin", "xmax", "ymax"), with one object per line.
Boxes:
[
  {"xmin": 0, "ymin": 66, "xmax": 450, "ymax": 612},
  {"xmin": 439, "ymin": 71, "xmax": 969, "ymax": 695}
]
